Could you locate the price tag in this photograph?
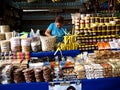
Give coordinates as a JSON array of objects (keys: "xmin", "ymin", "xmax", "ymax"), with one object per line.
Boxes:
[{"xmin": 109, "ymin": 42, "xmax": 118, "ymax": 49}]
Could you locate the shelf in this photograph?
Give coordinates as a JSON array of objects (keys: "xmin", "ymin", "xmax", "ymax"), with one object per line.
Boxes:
[
  {"xmin": 10, "ymin": 1, "xmax": 82, "ymax": 9},
  {"xmin": 22, "ymin": 14, "xmax": 71, "ymax": 20}
]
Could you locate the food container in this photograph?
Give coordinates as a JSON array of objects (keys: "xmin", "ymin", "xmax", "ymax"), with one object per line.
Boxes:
[
  {"xmin": 90, "ymin": 17, "xmax": 95, "ymax": 23},
  {"xmin": 75, "ymin": 25, "xmax": 80, "ymax": 30},
  {"xmin": 100, "ymin": 18, "xmax": 104, "ymax": 23},
  {"xmin": 104, "ymin": 17, "xmax": 109, "ymax": 23},
  {"xmin": 10, "ymin": 37, "xmax": 21, "ymax": 52},
  {"xmin": 116, "ymin": 25, "xmax": 120, "ymax": 30},
  {"xmin": 40, "ymin": 36, "xmax": 56, "ymax": 51},
  {"xmin": 21, "ymin": 38, "xmax": 31, "ymax": 52},
  {"xmin": 106, "ymin": 24, "xmax": 111, "ymax": 30},
  {"xmin": 98, "ymin": 25, "xmax": 102, "ymax": 31},
  {"xmin": 95, "ymin": 17, "xmax": 100, "ymax": 23},
  {"xmin": 0, "ymin": 25, "xmax": 10, "ymax": 33},
  {"xmin": 0, "ymin": 33, "xmax": 5, "ymax": 40},
  {"xmin": 113, "ymin": 17, "xmax": 117, "ymax": 20},
  {"xmin": 5, "ymin": 32, "xmax": 12, "ymax": 40},
  {"xmin": 1, "ymin": 40, "xmax": 10, "ymax": 52},
  {"xmin": 114, "ymin": 19, "xmax": 120, "ymax": 24},
  {"xmin": 102, "ymin": 25, "xmax": 107, "ymax": 30},
  {"xmin": 85, "ymin": 20, "xmax": 90, "ymax": 28},
  {"xmin": 80, "ymin": 20, "xmax": 85, "ymax": 29},
  {"xmin": 109, "ymin": 17, "xmax": 113, "ymax": 21},
  {"xmin": 31, "ymin": 37, "xmax": 41, "ymax": 52}
]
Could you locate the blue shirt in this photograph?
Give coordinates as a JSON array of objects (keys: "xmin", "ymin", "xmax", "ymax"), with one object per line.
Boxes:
[{"xmin": 47, "ymin": 23, "xmax": 67, "ymax": 42}]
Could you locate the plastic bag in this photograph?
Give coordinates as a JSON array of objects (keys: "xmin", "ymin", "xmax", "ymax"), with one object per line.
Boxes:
[
  {"xmin": 40, "ymin": 36, "xmax": 56, "ymax": 51},
  {"xmin": 10, "ymin": 37, "xmax": 21, "ymax": 52},
  {"xmin": 1, "ymin": 40, "xmax": 11, "ymax": 52},
  {"xmin": 21, "ymin": 38, "xmax": 31, "ymax": 52},
  {"xmin": 0, "ymin": 25, "xmax": 10, "ymax": 33},
  {"xmin": 1, "ymin": 65, "xmax": 13, "ymax": 84},
  {"xmin": 30, "ymin": 29, "xmax": 41, "ymax": 52}
]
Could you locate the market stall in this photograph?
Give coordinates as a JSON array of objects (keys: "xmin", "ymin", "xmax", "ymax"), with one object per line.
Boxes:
[{"xmin": 0, "ymin": 0, "xmax": 120, "ymax": 90}]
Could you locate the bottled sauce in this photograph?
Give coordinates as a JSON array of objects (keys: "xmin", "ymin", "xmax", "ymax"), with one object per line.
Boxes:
[
  {"xmin": 54, "ymin": 56, "xmax": 60, "ymax": 80},
  {"xmin": 80, "ymin": 20, "xmax": 85, "ymax": 29}
]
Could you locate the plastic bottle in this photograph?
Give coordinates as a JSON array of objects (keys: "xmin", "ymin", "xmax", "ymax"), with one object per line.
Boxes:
[{"xmin": 54, "ymin": 56, "xmax": 60, "ymax": 80}]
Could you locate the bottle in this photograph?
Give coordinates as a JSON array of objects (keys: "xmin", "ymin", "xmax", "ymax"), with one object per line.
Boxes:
[
  {"xmin": 54, "ymin": 56, "xmax": 60, "ymax": 80},
  {"xmin": 60, "ymin": 57, "xmax": 66, "ymax": 69}
]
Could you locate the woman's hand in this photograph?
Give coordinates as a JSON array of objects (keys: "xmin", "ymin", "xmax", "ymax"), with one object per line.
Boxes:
[{"xmin": 45, "ymin": 29, "xmax": 51, "ymax": 36}]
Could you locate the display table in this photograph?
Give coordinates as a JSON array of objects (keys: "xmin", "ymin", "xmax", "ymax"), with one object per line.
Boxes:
[
  {"xmin": 30, "ymin": 50, "xmax": 80, "ymax": 57},
  {"xmin": 0, "ymin": 82, "xmax": 48, "ymax": 90},
  {"xmin": 1, "ymin": 50, "xmax": 120, "ymax": 90},
  {"xmin": 82, "ymin": 77, "xmax": 120, "ymax": 90},
  {"xmin": 1, "ymin": 77, "xmax": 120, "ymax": 90}
]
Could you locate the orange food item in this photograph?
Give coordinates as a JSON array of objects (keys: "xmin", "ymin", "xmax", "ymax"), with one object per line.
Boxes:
[
  {"xmin": 50, "ymin": 61, "xmax": 55, "ymax": 68},
  {"xmin": 65, "ymin": 61, "xmax": 74, "ymax": 68}
]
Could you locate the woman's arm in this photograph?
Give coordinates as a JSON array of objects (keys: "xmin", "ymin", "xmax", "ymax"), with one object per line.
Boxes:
[{"xmin": 45, "ymin": 29, "xmax": 51, "ymax": 36}]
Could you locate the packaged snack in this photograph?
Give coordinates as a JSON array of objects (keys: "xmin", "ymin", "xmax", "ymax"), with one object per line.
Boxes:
[
  {"xmin": 13, "ymin": 68, "xmax": 25, "ymax": 83},
  {"xmin": 10, "ymin": 37, "xmax": 21, "ymax": 52},
  {"xmin": 40, "ymin": 36, "xmax": 56, "ymax": 51},
  {"xmin": 43, "ymin": 66, "xmax": 52, "ymax": 82},
  {"xmin": 0, "ymin": 25, "xmax": 10, "ymax": 33},
  {"xmin": 5, "ymin": 32, "xmax": 12, "ymax": 40},
  {"xmin": 34, "ymin": 68, "xmax": 44, "ymax": 82},
  {"xmin": 21, "ymin": 38, "xmax": 31, "ymax": 52},
  {"xmin": 31, "ymin": 37, "xmax": 41, "ymax": 52},
  {"xmin": 1, "ymin": 65, "xmax": 13, "ymax": 84},
  {"xmin": 0, "ymin": 33, "xmax": 5, "ymax": 40},
  {"xmin": 1, "ymin": 40, "xmax": 10, "ymax": 52},
  {"xmin": 23, "ymin": 68, "xmax": 35, "ymax": 83}
]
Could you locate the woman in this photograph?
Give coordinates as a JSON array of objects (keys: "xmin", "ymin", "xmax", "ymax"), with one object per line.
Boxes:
[
  {"xmin": 67, "ymin": 86, "xmax": 76, "ymax": 90},
  {"xmin": 45, "ymin": 16, "xmax": 67, "ymax": 42}
]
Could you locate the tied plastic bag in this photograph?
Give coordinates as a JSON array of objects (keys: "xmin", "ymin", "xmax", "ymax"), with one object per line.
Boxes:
[
  {"xmin": 31, "ymin": 37, "xmax": 41, "ymax": 52},
  {"xmin": 40, "ymin": 36, "xmax": 56, "ymax": 51},
  {"xmin": 30, "ymin": 29, "xmax": 41, "ymax": 52}
]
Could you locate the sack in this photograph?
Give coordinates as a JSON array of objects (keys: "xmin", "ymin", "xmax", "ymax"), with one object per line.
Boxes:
[{"xmin": 40, "ymin": 36, "xmax": 56, "ymax": 51}]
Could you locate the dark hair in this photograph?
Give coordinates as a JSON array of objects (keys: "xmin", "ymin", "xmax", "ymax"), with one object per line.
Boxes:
[
  {"xmin": 67, "ymin": 86, "xmax": 76, "ymax": 90},
  {"xmin": 55, "ymin": 16, "xmax": 64, "ymax": 24}
]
